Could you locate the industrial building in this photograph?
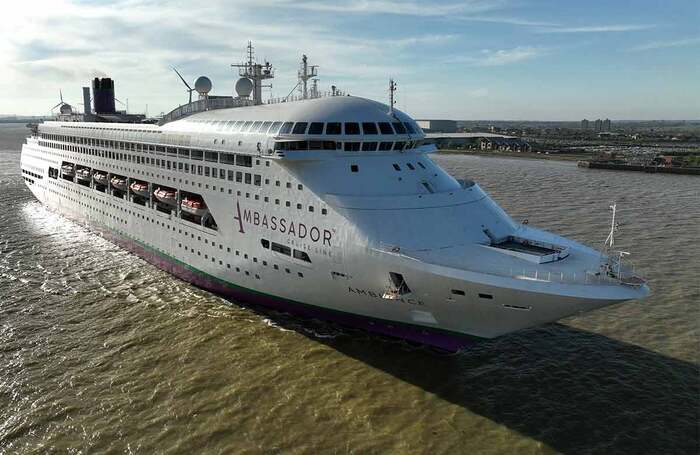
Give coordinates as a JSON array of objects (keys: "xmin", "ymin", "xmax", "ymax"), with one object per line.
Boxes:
[{"xmin": 416, "ymin": 119, "xmax": 458, "ymax": 133}]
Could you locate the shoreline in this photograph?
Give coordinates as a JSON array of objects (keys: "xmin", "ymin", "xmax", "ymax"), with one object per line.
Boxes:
[{"xmin": 435, "ymin": 149, "xmax": 585, "ymax": 162}]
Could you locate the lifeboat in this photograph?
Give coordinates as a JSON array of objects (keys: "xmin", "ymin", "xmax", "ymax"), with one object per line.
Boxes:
[
  {"xmin": 110, "ymin": 176, "xmax": 127, "ymax": 191},
  {"xmin": 181, "ymin": 196, "xmax": 209, "ymax": 217},
  {"xmin": 61, "ymin": 164, "xmax": 75, "ymax": 177},
  {"xmin": 154, "ymin": 187, "xmax": 177, "ymax": 206},
  {"xmin": 93, "ymin": 171, "xmax": 108, "ymax": 185},
  {"xmin": 129, "ymin": 181, "xmax": 149, "ymax": 197},
  {"xmin": 76, "ymin": 168, "xmax": 91, "ymax": 181}
]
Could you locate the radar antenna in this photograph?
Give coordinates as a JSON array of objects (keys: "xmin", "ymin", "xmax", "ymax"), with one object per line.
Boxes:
[
  {"xmin": 50, "ymin": 90, "xmax": 66, "ymax": 113},
  {"xmin": 389, "ymin": 79, "xmax": 397, "ymax": 113},
  {"xmin": 298, "ymin": 54, "xmax": 318, "ymax": 100},
  {"xmin": 231, "ymin": 41, "xmax": 274, "ymax": 105},
  {"xmin": 173, "ymin": 68, "xmax": 195, "ymax": 104}
]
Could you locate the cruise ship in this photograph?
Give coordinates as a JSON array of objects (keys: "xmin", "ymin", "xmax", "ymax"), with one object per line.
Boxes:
[{"xmin": 20, "ymin": 49, "xmax": 649, "ymax": 351}]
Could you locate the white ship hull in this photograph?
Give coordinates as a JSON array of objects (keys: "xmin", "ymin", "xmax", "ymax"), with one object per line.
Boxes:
[{"xmin": 19, "ymin": 96, "xmax": 648, "ymax": 350}]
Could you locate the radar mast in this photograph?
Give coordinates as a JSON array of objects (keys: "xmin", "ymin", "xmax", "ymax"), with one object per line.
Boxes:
[{"xmin": 231, "ymin": 42, "xmax": 274, "ymax": 105}]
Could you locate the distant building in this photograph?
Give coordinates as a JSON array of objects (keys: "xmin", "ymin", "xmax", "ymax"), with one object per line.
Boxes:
[
  {"xmin": 603, "ymin": 118, "xmax": 612, "ymax": 131},
  {"xmin": 594, "ymin": 119, "xmax": 603, "ymax": 132},
  {"xmin": 581, "ymin": 119, "xmax": 590, "ymax": 130},
  {"xmin": 415, "ymin": 119, "xmax": 457, "ymax": 133},
  {"xmin": 479, "ymin": 137, "xmax": 531, "ymax": 153}
]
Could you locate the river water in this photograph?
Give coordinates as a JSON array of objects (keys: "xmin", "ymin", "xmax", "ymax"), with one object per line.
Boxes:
[{"xmin": 1, "ymin": 123, "xmax": 698, "ymax": 454}]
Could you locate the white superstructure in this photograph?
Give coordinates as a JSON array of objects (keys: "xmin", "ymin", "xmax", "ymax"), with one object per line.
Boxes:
[{"xmin": 20, "ymin": 93, "xmax": 649, "ymax": 350}]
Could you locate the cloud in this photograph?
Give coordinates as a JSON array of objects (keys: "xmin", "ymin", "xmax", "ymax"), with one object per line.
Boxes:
[
  {"xmin": 294, "ymin": 0, "xmax": 504, "ymax": 16},
  {"xmin": 630, "ymin": 36, "xmax": 700, "ymax": 51},
  {"xmin": 538, "ymin": 24, "xmax": 654, "ymax": 33},
  {"xmin": 450, "ymin": 46, "xmax": 545, "ymax": 67}
]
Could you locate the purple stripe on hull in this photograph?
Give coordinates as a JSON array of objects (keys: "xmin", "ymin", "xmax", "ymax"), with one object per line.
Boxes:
[{"xmin": 98, "ymin": 227, "xmax": 475, "ymax": 352}]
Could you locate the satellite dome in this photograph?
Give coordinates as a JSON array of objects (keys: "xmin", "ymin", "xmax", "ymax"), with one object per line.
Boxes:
[
  {"xmin": 195, "ymin": 76, "xmax": 212, "ymax": 95},
  {"xmin": 59, "ymin": 104, "xmax": 73, "ymax": 115},
  {"xmin": 235, "ymin": 77, "xmax": 253, "ymax": 98}
]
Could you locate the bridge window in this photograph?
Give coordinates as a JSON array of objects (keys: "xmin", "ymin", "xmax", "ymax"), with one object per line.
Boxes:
[
  {"xmin": 378, "ymin": 122, "xmax": 394, "ymax": 135},
  {"xmin": 292, "ymin": 122, "xmax": 308, "ymax": 134},
  {"xmin": 271, "ymin": 242, "xmax": 291, "ymax": 256},
  {"xmin": 308, "ymin": 122, "xmax": 324, "ymax": 134},
  {"xmin": 236, "ymin": 155, "xmax": 252, "ymax": 167},
  {"xmin": 344, "ymin": 142, "xmax": 360, "ymax": 152},
  {"xmin": 260, "ymin": 121, "xmax": 272, "ymax": 133},
  {"xmin": 293, "ymin": 250, "xmax": 311, "ymax": 263},
  {"xmin": 393, "ymin": 142, "xmax": 405, "ymax": 151},
  {"xmin": 269, "ymin": 122, "xmax": 283, "ymax": 134},
  {"xmin": 205, "ymin": 151, "xmax": 218, "ymax": 162},
  {"xmin": 392, "ymin": 122, "xmax": 407, "ymax": 134},
  {"xmin": 378, "ymin": 142, "xmax": 393, "ymax": 151},
  {"xmin": 403, "ymin": 122, "xmax": 416, "ymax": 134},
  {"xmin": 279, "ymin": 122, "xmax": 294, "ymax": 134},
  {"xmin": 361, "ymin": 142, "xmax": 378, "ymax": 152},
  {"xmin": 362, "ymin": 122, "xmax": 378, "ymax": 135},
  {"xmin": 241, "ymin": 121, "xmax": 254, "ymax": 132},
  {"xmin": 251, "ymin": 121, "xmax": 262, "ymax": 132},
  {"xmin": 325, "ymin": 122, "xmax": 341, "ymax": 135},
  {"xmin": 191, "ymin": 150, "xmax": 203, "ymax": 160},
  {"xmin": 344, "ymin": 123, "xmax": 360, "ymax": 135}
]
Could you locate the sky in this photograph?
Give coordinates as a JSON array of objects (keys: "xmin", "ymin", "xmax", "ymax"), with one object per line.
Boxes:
[{"xmin": 0, "ymin": 0, "xmax": 698, "ymax": 120}]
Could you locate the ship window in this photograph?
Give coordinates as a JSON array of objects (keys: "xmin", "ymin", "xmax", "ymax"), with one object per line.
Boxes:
[
  {"xmin": 392, "ymin": 122, "xmax": 407, "ymax": 134},
  {"xmin": 478, "ymin": 293, "xmax": 493, "ymax": 300},
  {"xmin": 362, "ymin": 122, "xmax": 378, "ymax": 135},
  {"xmin": 393, "ymin": 142, "xmax": 405, "ymax": 151},
  {"xmin": 421, "ymin": 182, "xmax": 434, "ymax": 193},
  {"xmin": 235, "ymin": 171, "xmax": 242, "ymax": 182},
  {"xmin": 344, "ymin": 142, "xmax": 361, "ymax": 152},
  {"xmin": 219, "ymin": 169, "xmax": 226, "ymax": 179},
  {"xmin": 241, "ymin": 121, "xmax": 254, "ymax": 132},
  {"xmin": 279, "ymin": 122, "xmax": 294, "ymax": 134},
  {"xmin": 378, "ymin": 122, "xmax": 394, "ymax": 134},
  {"xmin": 361, "ymin": 142, "xmax": 378, "ymax": 152},
  {"xmin": 406, "ymin": 163, "xmax": 415, "ymax": 170},
  {"xmin": 220, "ymin": 152, "xmax": 235, "ymax": 164},
  {"xmin": 292, "ymin": 122, "xmax": 308, "ymax": 134},
  {"xmin": 271, "ymin": 242, "xmax": 291, "ymax": 256},
  {"xmin": 392, "ymin": 163, "xmax": 401, "ymax": 171},
  {"xmin": 269, "ymin": 122, "xmax": 283, "ymax": 135},
  {"xmin": 245, "ymin": 173, "xmax": 252, "ymax": 184},
  {"xmin": 260, "ymin": 121, "xmax": 272, "ymax": 133},
  {"xmin": 261, "ymin": 239, "xmax": 270, "ymax": 249},
  {"xmin": 344, "ymin": 123, "xmax": 360, "ymax": 135},
  {"xmin": 204, "ymin": 167, "xmax": 210, "ymax": 177},
  {"xmin": 205, "ymin": 151, "xmax": 218, "ymax": 162},
  {"xmin": 293, "ymin": 250, "xmax": 311, "ymax": 263},
  {"xmin": 236, "ymin": 155, "xmax": 252, "ymax": 167},
  {"xmin": 254, "ymin": 174, "xmax": 261, "ymax": 186},
  {"xmin": 378, "ymin": 142, "xmax": 393, "ymax": 151},
  {"xmin": 403, "ymin": 122, "xmax": 416, "ymax": 134},
  {"xmin": 417, "ymin": 161, "xmax": 426, "ymax": 169},
  {"xmin": 325, "ymin": 122, "xmax": 341, "ymax": 135},
  {"xmin": 197, "ymin": 165, "xmax": 203, "ymax": 175},
  {"xmin": 350, "ymin": 164, "xmax": 359, "ymax": 173},
  {"xmin": 191, "ymin": 150, "xmax": 203, "ymax": 161},
  {"xmin": 178, "ymin": 148, "xmax": 190, "ymax": 158},
  {"xmin": 308, "ymin": 122, "xmax": 324, "ymax": 134},
  {"xmin": 451, "ymin": 289, "xmax": 465, "ymax": 296},
  {"xmin": 251, "ymin": 121, "xmax": 262, "ymax": 132},
  {"xmin": 309, "ymin": 140, "xmax": 325, "ymax": 150}
]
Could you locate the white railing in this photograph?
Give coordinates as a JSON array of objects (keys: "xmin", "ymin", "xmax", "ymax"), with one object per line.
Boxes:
[{"xmin": 372, "ymin": 244, "xmax": 644, "ymax": 287}]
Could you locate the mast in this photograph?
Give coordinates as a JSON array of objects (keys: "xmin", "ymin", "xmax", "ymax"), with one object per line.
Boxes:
[
  {"xmin": 231, "ymin": 41, "xmax": 274, "ymax": 105},
  {"xmin": 298, "ymin": 54, "xmax": 318, "ymax": 100},
  {"xmin": 389, "ymin": 79, "xmax": 397, "ymax": 113}
]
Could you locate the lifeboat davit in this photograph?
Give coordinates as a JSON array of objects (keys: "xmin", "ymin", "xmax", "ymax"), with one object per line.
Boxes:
[
  {"xmin": 76, "ymin": 168, "xmax": 91, "ymax": 181},
  {"xmin": 181, "ymin": 196, "xmax": 209, "ymax": 217},
  {"xmin": 110, "ymin": 176, "xmax": 127, "ymax": 191},
  {"xmin": 61, "ymin": 164, "xmax": 75, "ymax": 177},
  {"xmin": 93, "ymin": 171, "xmax": 108, "ymax": 185},
  {"xmin": 154, "ymin": 187, "xmax": 177, "ymax": 206},
  {"xmin": 130, "ymin": 181, "xmax": 149, "ymax": 197}
]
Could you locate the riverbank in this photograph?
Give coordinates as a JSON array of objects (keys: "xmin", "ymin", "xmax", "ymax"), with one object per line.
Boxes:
[{"xmin": 436, "ymin": 149, "xmax": 587, "ymax": 161}]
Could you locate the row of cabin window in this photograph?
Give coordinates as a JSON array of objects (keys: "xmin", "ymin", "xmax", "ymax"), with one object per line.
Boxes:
[
  {"xmin": 39, "ymin": 138, "xmax": 254, "ymax": 168},
  {"xmin": 194, "ymin": 120, "xmax": 418, "ymax": 136},
  {"xmin": 260, "ymin": 239, "xmax": 312, "ymax": 263},
  {"xmin": 273, "ymin": 140, "xmax": 420, "ymax": 152}
]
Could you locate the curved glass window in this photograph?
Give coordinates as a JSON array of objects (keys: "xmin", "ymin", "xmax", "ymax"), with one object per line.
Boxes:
[
  {"xmin": 378, "ymin": 122, "xmax": 394, "ymax": 134},
  {"xmin": 308, "ymin": 122, "xmax": 324, "ymax": 134},
  {"xmin": 362, "ymin": 123, "xmax": 378, "ymax": 134},
  {"xmin": 403, "ymin": 122, "xmax": 416, "ymax": 134},
  {"xmin": 269, "ymin": 122, "xmax": 283, "ymax": 135},
  {"xmin": 292, "ymin": 122, "xmax": 308, "ymax": 134},
  {"xmin": 279, "ymin": 122, "xmax": 294, "ymax": 134},
  {"xmin": 325, "ymin": 122, "xmax": 341, "ymax": 135},
  {"xmin": 392, "ymin": 122, "xmax": 407, "ymax": 134},
  {"xmin": 344, "ymin": 123, "xmax": 360, "ymax": 135}
]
